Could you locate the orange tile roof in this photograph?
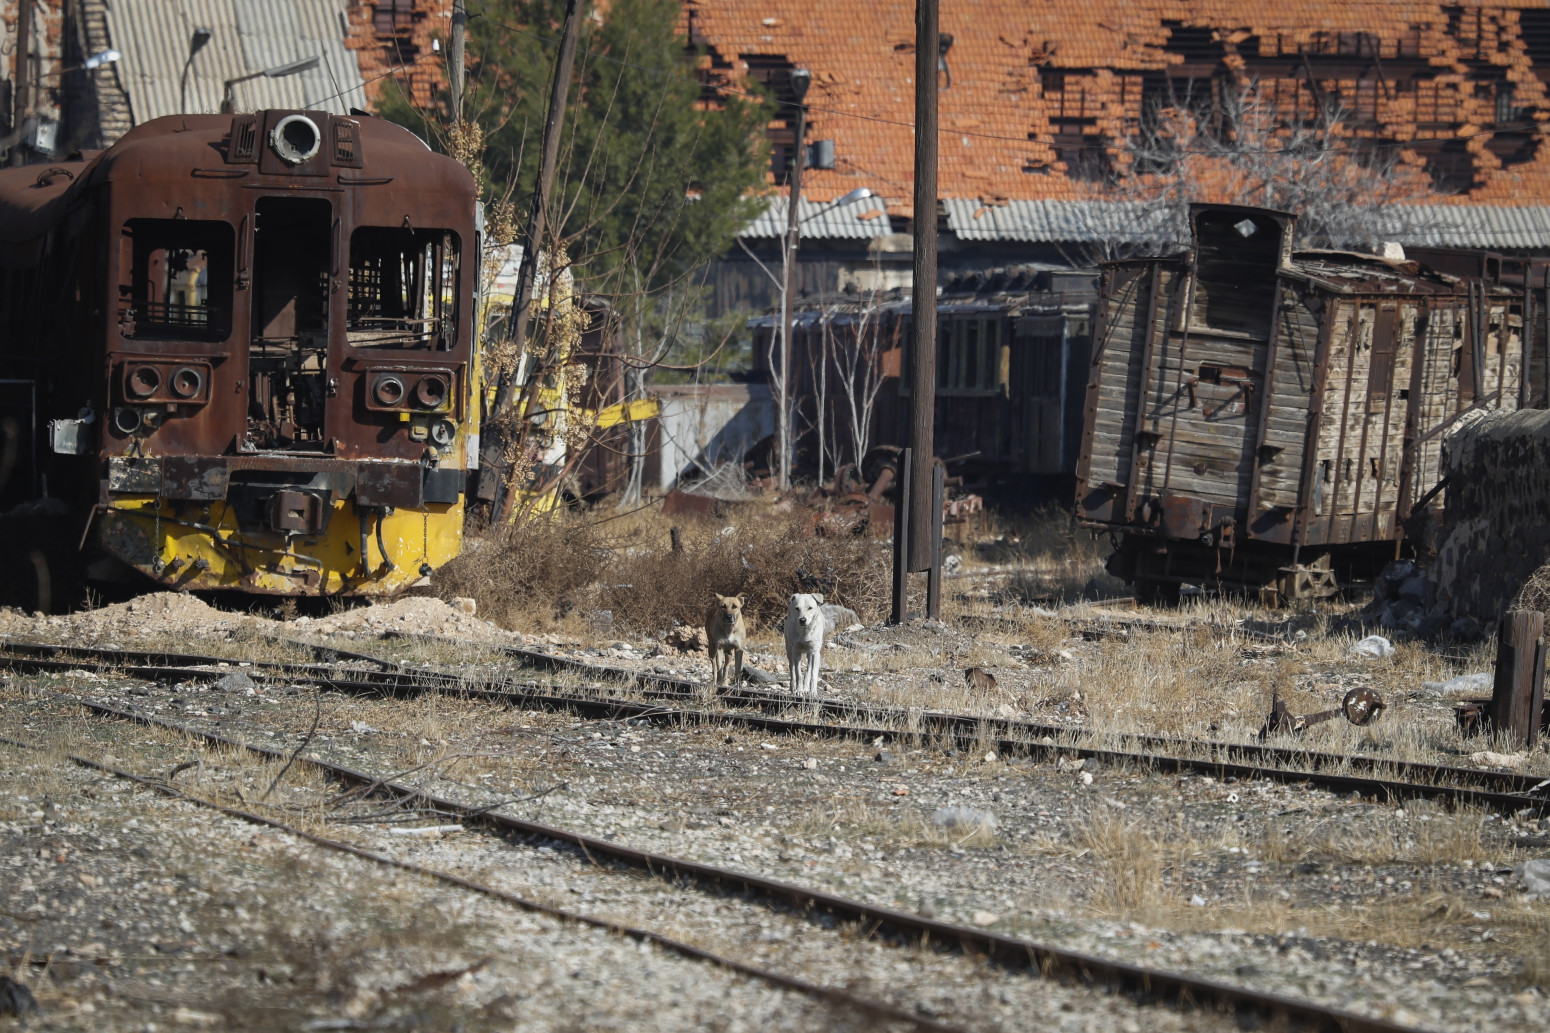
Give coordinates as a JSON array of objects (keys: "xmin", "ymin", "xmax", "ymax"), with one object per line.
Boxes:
[{"xmin": 684, "ymin": 1, "xmax": 1550, "ymax": 216}]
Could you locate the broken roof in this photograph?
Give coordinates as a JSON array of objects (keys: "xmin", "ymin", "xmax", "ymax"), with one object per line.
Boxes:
[{"xmin": 687, "ymin": 1, "xmax": 1550, "ymax": 240}]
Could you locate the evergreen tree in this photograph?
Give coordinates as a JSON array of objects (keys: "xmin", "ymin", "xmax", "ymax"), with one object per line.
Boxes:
[{"xmin": 379, "ymin": 0, "xmax": 771, "ymax": 298}]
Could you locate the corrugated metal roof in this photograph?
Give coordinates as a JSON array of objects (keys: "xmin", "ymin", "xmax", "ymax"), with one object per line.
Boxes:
[
  {"xmin": 944, "ymin": 197, "xmax": 1550, "ymax": 250},
  {"xmin": 105, "ymin": 0, "xmax": 367, "ymax": 125},
  {"xmin": 742, "ymin": 194, "xmax": 893, "ymax": 240},
  {"xmin": 943, "ymin": 198, "xmax": 1183, "ymax": 244}
]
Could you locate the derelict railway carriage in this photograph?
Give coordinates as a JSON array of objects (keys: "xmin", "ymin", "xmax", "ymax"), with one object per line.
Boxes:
[
  {"xmin": 1075, "ymin": 204, "xmax": 1543, "ymax": 604},
  {"xmin": 0, "ymin": 111, "xmax": 481, "ymax": 607}
]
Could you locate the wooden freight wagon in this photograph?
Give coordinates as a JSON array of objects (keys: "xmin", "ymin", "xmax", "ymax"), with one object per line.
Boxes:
[{"xmin": 1075, "ymin": 203, "xmax": 1541, "ymax": 603}]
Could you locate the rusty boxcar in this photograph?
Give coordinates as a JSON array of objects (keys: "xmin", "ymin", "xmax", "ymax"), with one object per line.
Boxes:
[
  {"xmin": 1075, "ymin": 203, "xmax": 1540, "ymax": 603},
  {"xmin": 0, "ymin": 111, "xmax": 481, "ymax": 608}
]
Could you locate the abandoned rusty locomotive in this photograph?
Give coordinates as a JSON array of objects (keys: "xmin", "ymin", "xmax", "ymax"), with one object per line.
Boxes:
[
  {"xmin": 0, "ymin": 111, "xmax": 480, "ymax": 607},
  {"xmin": 1076, "ymin": 203, "xmax": 1545, "ymax": 602}
]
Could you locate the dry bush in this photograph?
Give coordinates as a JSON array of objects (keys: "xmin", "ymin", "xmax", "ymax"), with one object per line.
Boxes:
[
  {"xmin": 432, "ymin": 516, "xmax": 611, "ymax": 630},
  {"xmin": 435, "ymin": 505, "xmax": 890, "ymax": 636},
  {"xmin": 1515, "ymin": 564, "xmax": 1550, "ymax": 615}
]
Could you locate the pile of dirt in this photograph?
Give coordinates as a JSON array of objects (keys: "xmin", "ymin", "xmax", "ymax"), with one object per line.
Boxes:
[
  {"xmin": 300, "ymin": 596, "xmax": 514, "ymax": 643},
  {"xmin": 0, "ymin": 592, "xmax": 247, "ymax": 641}
]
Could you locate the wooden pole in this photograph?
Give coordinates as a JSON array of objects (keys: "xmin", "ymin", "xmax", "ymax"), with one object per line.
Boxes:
[
  {"xmin": 449, "ymin": 0, "xmax": 467, "ymax": 123},
  {"xmin": 890, "ymin": 448, "xmax": 912, "ymax": 624},
  {"xmin": 777, "ymin": 71, "xmax": 809, "ymax": 492},
  {"xmin": 488, "ymin": 0, "xmax": 582, "ymax": 523},
  {"xmin": 906, "ymin": 0, "xmax": 939, "ymax": 571},
  {"xmin": 1491, "ymin": 608, "xmax": 1546, "ymax": 748},
  {"xmin": 927, "ymin": 461, "xmax": 944, "ymax": 619},
  {"xmin": 11, "ymin": 0, "xmax": 33, "ymax": 166}
]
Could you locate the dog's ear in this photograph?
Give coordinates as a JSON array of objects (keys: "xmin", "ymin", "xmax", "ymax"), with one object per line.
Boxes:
[
  {"xmin": 735, "ymin": 594, "xmax": 745, "ymax": 606},
  {"xmin": 813, "ymin": 594, "xmax": 824, "ymax": 605}
]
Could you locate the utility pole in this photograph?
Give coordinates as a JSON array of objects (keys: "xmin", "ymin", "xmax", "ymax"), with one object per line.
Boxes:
[
  {"xmin": 11, "ymin": 0, "xmax": 33, "ymax": 166},
  {"xmin": 488, "ymin": 0, "xmax": 582, "ymax": 522},
  {"xmin": 777, "ymin": 68, "xmax": 810, "ymax": 492},
  {"xmin": 449, "ymin": 0, "xmax": 467, "ymax": 123},
  {"xmin": 903, "ymin": 0, "xmax": 940, "ymax": 600}
]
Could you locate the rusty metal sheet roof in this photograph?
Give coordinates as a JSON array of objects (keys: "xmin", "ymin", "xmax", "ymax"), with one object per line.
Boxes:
[
  {"xmin": 944, "ymin": 197, "xmax": 1550, "ymax": 250},
  {"xmin": 105, "ymin": 0, "xmax": 367, "ymax": 124},
  {"xmin": 742, "ymin": 194, "xmax": 893, "ymax": 240},
  {"xmin": 943, "ymin": 198, "xmax": 1184, "ymax": 244}
]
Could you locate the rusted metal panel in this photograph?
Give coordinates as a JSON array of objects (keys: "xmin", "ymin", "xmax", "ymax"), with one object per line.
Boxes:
[{"xmin": 0, "ymin": 109, "xmax": 480, "ymax": 598}]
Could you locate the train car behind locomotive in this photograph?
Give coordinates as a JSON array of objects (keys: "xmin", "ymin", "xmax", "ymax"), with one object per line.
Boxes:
[
  {"xmin": 1075, "ymin": 204, "xmax": 1541, "ymax": 603},
  {"xmin": 0, "ymin": 111, "xmax": 480, "ymax": 606}
]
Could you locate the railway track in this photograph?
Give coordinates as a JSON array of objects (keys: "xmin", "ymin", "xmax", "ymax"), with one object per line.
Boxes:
[
  {"xmin": 0, "ymin": 732, "xmax": 965, "ymax": 1033},
  {"xmin": 3, "ymin": 636, "xmax": 1546, "ymax": 817},
  {"xmin": 8, "ymin": 688, "xmax": 1429, "ymax": 1033}
]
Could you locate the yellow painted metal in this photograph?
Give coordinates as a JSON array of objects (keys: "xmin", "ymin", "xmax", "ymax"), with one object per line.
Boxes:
[
  {"xmin": 98, "ymin": 495, "xmax": 465, "ymax": 596},
  {"xmin": 593, "ymin": 397, "xmax": 660, "ymax": 429}
]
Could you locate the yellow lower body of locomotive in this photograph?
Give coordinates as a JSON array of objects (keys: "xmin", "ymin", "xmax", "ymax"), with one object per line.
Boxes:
[{"xmin": 97, "ymin": 496, "xmax": 465, "ymax": 595}]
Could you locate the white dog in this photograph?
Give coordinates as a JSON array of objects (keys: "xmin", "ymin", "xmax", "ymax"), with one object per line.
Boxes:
[{"xmin": 785, "ymin": 593, "xmax": 825, "ymax": 696}]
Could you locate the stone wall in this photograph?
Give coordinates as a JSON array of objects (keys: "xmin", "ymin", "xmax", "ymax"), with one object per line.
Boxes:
[{"xmin": 1431, "ymin": 408, "xmax": 1550, "ymax": 624}]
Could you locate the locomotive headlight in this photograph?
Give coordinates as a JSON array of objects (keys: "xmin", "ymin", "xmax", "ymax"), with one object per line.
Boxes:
[
  {"xmin": 127, "ymin": 364, "xmax": 161, "ymax": 399},
  {"xmin": 412, "ymin": 374, "xmax": 449, "ymax": 410},
  {"xmin": 429, "ymin": 418, "xmax": 456, "ymax": 448},
  {"xmin": 372, "ymin": 374, "xmax": 406, "ymax": 407},
  {"xmin": 111, "ymin": 407, "xmax": 141, "ymax": 435},
  {"xmin": 271, "ymin": 114, "xmax": 322, "ymax": 166},
  {"xmin": 170, "ymin": 366, "xmax": 205, "ymax": 400}
]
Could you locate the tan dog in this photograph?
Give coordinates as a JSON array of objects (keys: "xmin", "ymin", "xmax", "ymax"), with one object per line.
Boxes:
[{"xmin": 705, "ymin": 593, "xmax": 747, "ymax": 686}]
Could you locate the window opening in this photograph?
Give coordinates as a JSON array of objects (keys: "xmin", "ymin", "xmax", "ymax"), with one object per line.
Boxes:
[
  {"xmin": 348, "ymin": 227, "xmax": 460, "ymax": 350},
  {"xmin": 118, "ymin": 219, "xmax": 234, "ymax": 341}
]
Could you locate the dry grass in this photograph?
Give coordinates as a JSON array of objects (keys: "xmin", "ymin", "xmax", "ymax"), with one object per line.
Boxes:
[
  {"xmin": 433, "ymin": 503, "xmax": 890, "ymax": 637},
  {"xmin": 1073, "ymin": 803, "xmax": 1175, "ymax": 916}
]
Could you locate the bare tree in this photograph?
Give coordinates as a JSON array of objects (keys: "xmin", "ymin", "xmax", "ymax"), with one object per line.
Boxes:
[
  {"xmin": 828, "ymin": 282, "xmax": 891, "ymax": 473},
  {"xmin": 1063, "ymin": 78, "xmax": 1446, "ymax": 264}
]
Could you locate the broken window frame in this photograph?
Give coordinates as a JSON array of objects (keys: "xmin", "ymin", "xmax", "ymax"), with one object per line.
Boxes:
[
  {"xmin": 346, "ymin": 227, "xmax": 461, "ymax": 351},
  {"xmin": 118, "ymin": 218, "xmax": 235, "ymax": 341}
]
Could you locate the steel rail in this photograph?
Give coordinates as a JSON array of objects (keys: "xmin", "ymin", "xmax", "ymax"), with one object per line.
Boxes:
[
  {"xmin": 9, "ymin": 635, "xmax": 1547, "ymax": 803},
  {"xmin": 4, "ymin": 645, "xmax": 1546, "ymax": 822},
  {"xmin": 44, "ymin": 699, "xmax": 1428, "ymax": 1033},
  {"xmin": 0, "ymin": 733, "xmax": 962, "ymax": 1033}
]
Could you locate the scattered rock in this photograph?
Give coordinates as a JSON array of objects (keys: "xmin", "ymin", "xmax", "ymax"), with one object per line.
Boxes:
[
  {"xmin": 213, "ymin": 671, "xmax": 255, "ymax": 694},
  {"xmin": 1081, "ymin": 757, "xmax": 1100, "ymax": 773},
  {"xmin": 1470, "ymin": 751, "xmax": 1528, "ymax": 769},
  {"xmin": 1078, "ymin": 771, "xmax": 1094, "ymax": 786},
  {"xmin": 819, "ymin": 604, "xmax": 861, "ymax": 638},
  {"xmin": 0, "ymin": 975, "xmax": 38, "ymax": 1020},
  {"xmin": 874, "ymin": 750, "xmax": 898, "ymax": 764},
  {"xmin": 970, "ymin": 909, "xmax": 999, "ymax": 926},
  {"xmin": 931, "ymin": 805, "xmax": 997, "ymax": 834},
  {"xmin": 664, "ymin": 625, "xmax": 708, "ymax": 653},
  {"xmin": 450, "ymin": 596, "xmax": 477, "ymax": 616},
  {"xmin": 802, "ymin": 758, "xmax": 818, "ymax": 770},
  {"xmin": 942, "ymin": 554, "xmax": 964, "ymax": 575},
  {"xmin": 1351, "ymin": 635, "xmax": 1394, "ymax": 658},
  {"xmin": 1518, "ymin": 858, "xmax": 1550, "ymax": 897}
]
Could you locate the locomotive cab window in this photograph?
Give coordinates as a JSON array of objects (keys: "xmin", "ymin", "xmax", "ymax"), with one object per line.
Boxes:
[
  {"xmin": 348, "ymin": 228, "xmax": 460, "ymax": 350},
  {"xmin": 118, "ymin": 219, "xmax": 234, "ymax": 340}
]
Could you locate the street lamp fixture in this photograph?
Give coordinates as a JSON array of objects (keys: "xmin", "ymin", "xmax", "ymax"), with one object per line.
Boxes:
[
  {"xmin": 220, "ymin": 56, "xmax": 322, "ymax": 114},
  {"xmin": 798, "ymin": 187, "xmax": 875, "ymax": 226},
  {"xmin": 83, "ymin": 49, "xmax": 122, "ymax": 71},
  {"xmin": 180, "ymin": 27, "xmax": 214, "ymax": 114}
]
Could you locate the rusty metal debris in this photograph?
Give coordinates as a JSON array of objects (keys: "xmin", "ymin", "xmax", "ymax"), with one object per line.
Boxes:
[
  {"xmin": 1259, "ymin": 687, "xmax": 1386, "ymax": 740},
  {"xmin": 964, "ymin": 667, "xmax": 998, "ymax": 691}
]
